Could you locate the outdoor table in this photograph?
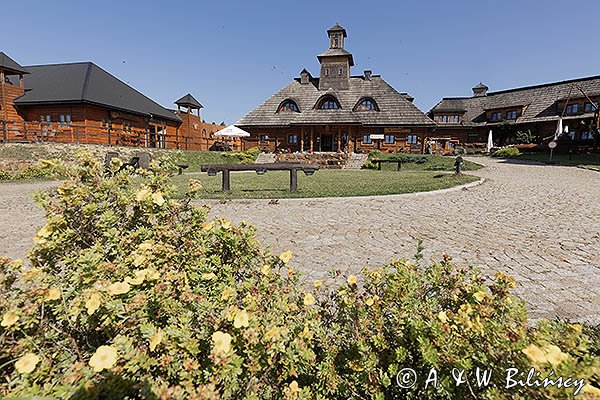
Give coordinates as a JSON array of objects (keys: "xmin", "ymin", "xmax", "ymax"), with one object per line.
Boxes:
[
  {"xmin": 200, "ymin": 163, "xmax": 320, "ymax": 192},
  {"xmin": 372, "ymin": 159, "xmax": 403, "ymax": 171}
]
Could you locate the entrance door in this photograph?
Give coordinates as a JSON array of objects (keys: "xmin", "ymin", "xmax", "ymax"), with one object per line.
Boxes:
[{"xmin": 321, "ymin": 134, "xmax": 333, "ymax": 151}]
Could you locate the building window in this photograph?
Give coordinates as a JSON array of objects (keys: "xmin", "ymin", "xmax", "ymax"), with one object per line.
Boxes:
[
  {"xmin": 565, "ymin": 104, "xmax": 580, "ymax": 114},
  {"xmin": 584, "ymin": 102, "xmax": 598, "ymax": 113},
  {"xmin": 438, "ymin": 115, "xmax": 448, "ymax": 123},
  {"xmin": 384, "ymin": 134, "xmax": 395, "ymax": 144},
  {"xmin": 407, "ymin": 134, "xmax": 418, "ymax": 144},
  {"xmin": 490, "ymin": 112, "xmax": 502, "ymax": 121},
  {"xmin": 506, "ymin": 110, "xmax": 517, "ymax": 120},
  {"xmin": 362, "ymin": 134, "xmax": 372, "ymax": 144},
  {"xmin": 325, "ymin": 68, "xmax": 330, "ymax": 76},
  {"xmin": 277, "ymin": 100, "xmax": 300, "ymax": 113},
  {"xmin": 288, "ymin": 134, "xmax": 298, "ymax": 144},
  {"xmin": 260, "ymin": 134, "xmax": 269, "ymax": 144},
  {"xmin": 59, "ymin": 114, "xmax": 71, "ymax": 128},
  {"xmin": 448, "ymin": 115, "xmax": 460, "ymax": 123},
  {"xmin": 581, "ymin": 131, "xmax": 594, "ymax": 140},
  {"xmin": 354, "ymin": 98, "xmax": 379, "ymax": 111},
  {"xmin": 123, "ymin": 121, "xmax": 132, "ymax": 133},
  {"xmin": 317, "ymin": 96, "xmax": 341, "ymax": 110}
]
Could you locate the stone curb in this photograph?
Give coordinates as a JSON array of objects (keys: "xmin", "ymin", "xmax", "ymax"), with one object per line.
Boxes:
[{"xmin": 200, "ymin": 177, "xmax": 486, "ymax": 204}]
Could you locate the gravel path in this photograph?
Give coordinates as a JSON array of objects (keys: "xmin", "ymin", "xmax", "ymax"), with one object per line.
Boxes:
[{"xmin": 1, "ymin": 158, "xmax": 598, "ymax": 323}]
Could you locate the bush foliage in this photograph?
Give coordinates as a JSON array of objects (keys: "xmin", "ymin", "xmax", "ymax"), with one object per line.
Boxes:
[
  {"xmin": 1, "ymin": 153, "xmax": 598, "ymax": 399},
  {"xmin": 492, "ymin": 147, "xmax": 521, "ymax": 158}
]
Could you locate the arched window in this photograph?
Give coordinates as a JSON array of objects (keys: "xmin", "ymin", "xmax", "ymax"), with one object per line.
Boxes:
[
  {"xmin": 277, "ymin": 100, "xmax": 300, "ymax": 113},
  {"xmin": 317, "ymin": 96, "xmax": 341, "ymax": 110},
  {"xmin": 354, "ymin": 98, "xmax": 379, "ymax": 111}
]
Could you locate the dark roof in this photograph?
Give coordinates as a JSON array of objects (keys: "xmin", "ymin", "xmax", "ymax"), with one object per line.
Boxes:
[
  {"xmin": 0, "ymin": 52, "xmax": 29, "ymax": 75},
  {"xmin": 328, "ymin": 23, "xmax": 347, "ymax": 37},
  {"xmin": 237, "ymin": 75, "xmax": 434, "ymax": 127},
  {"xmin": 429, "ymin": 74, "xmax": 600, "ymax": 127},
  {"xmin": 12, "ymin": 62, "xmax": 180, "ymax": 122},
  {"xmin": 317, "ymin": 48, "xmax": 355, "ymax": 67},
  {"xmin": 175, "ymin": 93, "xmax": 203, "ymax": 109}
]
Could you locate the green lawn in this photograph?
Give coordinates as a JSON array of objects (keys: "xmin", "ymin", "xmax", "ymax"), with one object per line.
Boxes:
[
  {"xmin": 366, "ymin": 153, "xmax": 483, "ymax": 171},
  {"xmin": 512, "ymin": 152, "xmax": 600, "ymax": 170},
  {"xmin": 173, "ymin": 170, "xmax": 479, "ymax": 199}
]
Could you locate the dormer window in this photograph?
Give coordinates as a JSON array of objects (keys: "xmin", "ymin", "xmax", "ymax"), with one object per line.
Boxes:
[
  {"xmin": 317, "ymin": 96, "xmax": 341, "ymax": 110},
  {"xmin": 437, "ymin": 114, "xmax": 460, "ymax": 123},
  {"xmin": 277, "ymin": 100, "xmax": 300, "ymax": 113},
  {"xmin": 565, "ymin": 104, "xmax": 580, "ymax": 114},
  {"xmin": 506, "ymin": 110, "xmax": 517, "ymax": 120},
  {"xmin": 490, "ymin": 112, "xmax": 503, "ymax": 121},
  {"xmin": 584, "ymin": 102, "xmax": 598, "ymax": 113},
  {"xmin": 354, "ymin": 98, "xmax": 378, "ymax": 111}
]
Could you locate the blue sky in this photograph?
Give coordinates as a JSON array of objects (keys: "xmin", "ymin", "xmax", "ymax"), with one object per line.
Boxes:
[{"xmin": 3, "ymin": 0, "xmax": 600, "ymax": 124}]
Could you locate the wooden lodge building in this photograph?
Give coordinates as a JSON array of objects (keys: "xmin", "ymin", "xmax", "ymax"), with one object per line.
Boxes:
[
  {"xmin": 0, "ymin": 52, "xmax": 225, "ymax": 151},
  {"xmin": 236, "ymin": 24, "xmax": 436, "ymax": 154},
  {"xmin": 429, "ymin": 77, "xmax": 600, "ymax": 151}
]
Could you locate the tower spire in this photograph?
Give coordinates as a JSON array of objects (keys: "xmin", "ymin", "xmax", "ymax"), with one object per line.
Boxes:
[{"xmin": 317, "ymin": 23, "xmax": 354, "ymax": 90}]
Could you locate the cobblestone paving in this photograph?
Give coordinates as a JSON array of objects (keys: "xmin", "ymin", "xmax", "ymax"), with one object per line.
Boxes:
[{"xmin": 0, "ymin": 158, "xmax": 598, "ymax": 323}]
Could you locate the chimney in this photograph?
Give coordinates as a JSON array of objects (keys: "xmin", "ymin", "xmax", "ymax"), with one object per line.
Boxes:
[
  {"xmin": 472, "ymin": 82, "xmax": 489, "ymax": 97},
  {"xmin": 364, "ymin": 70, "xmax": 372, "ymax": 80},
  {"xmin": 300, "ymin": 69, "xmax": 311, "ymax": 84}
]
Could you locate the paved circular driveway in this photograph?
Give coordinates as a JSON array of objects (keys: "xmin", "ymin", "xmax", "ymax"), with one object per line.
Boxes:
[{"xmin": 1, "ymin": 158, "xmax": 598, "ymax": 323}]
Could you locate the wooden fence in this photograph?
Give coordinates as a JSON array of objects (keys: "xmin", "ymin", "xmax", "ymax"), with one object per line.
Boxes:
[{"xmin": 0, "ymin": 120, "xmax": 240, "ymax": 151}]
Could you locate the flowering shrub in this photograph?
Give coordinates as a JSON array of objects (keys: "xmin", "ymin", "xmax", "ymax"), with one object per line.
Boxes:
[{"xmin": 0, "ymin": 152, "xmax": 598, "ymax": 399}]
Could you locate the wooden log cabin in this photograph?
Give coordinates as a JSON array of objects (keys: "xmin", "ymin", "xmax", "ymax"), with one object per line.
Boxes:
[
  {"xmin": 0, "ymin": 52, "xmax": 225, "ymax": 150},
  {"xmin": 236, "ymin": 24, "xmax": 436, "ymax": 154}
]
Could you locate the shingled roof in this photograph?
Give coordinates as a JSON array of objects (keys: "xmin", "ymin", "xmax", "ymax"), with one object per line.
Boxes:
[
  {"xmin": 430, "ymin": 75, "xmax": 600, "ymax": 127},
  {"xmin": 175, "ymin": 93, "xmax": 203, "ymax": 109},
  {"xmin": 0, "ymin": 52, "xmax": 29, "ymax": 75},
  {"xmin": 237, "ymin": 74, "xmax": 434, "ymax": 127},
  {"xmin": 12, "ymin": 62, "xmax": 180, "ymax": 122}
]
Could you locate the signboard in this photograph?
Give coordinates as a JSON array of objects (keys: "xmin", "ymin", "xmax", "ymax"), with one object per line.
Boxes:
[
  {"xmin": 370, "ymin": 134, "xmax": 385, "ymax": 140},
  {"xmin": 548, "ymin": 141, "xmax": 557, "ymax": 149},
  {"xmin": 384, "ymin": 127, "xmax": 410, "ymax": 134}
]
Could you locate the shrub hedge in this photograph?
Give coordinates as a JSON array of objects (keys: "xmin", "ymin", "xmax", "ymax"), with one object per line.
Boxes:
[{"xmin": 0, "ymin": 153, "xmax": 598, "ymax": 399}]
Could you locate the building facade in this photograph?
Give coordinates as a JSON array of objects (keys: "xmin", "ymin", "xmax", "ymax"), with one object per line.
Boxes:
[
  {"xmin": 236, "ymin": 24, "xmax": 435, "ymax": 154},
  {"xmin": 429, "ymin": 78, "xmax": 600, "ymax": 151},
  {"xmin": 0, "ymin": 52, "xmax": 224, "ymax": 151}
]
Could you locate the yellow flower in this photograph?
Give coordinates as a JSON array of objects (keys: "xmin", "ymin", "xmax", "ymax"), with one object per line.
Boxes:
[
  {"xmin": 260, "ymin": 264, "xmax": 271, "ymax": 275},
  {"xmin": 15, "ymin": 353, "xmax": 40, "ymax": 374},
  {"xmin": 522, "ymin": 344, "xmax": 547, "ymax": 365},
  {"xmin": 459, "ymin": 304, "xmax": 472, "ymax": 315},
  {"xmin": 570, "ymin": 324, "xmax": 582, "ymax": 333},
  {"xmin": 233, "ymin": 310, "xmax": 250, "ymax": 329},
  {"xmin": 138, "ymin": 241, "xmax": 153, "ymax": 251},
  {"xmin": 36, "ymin": 224, "xmax": 53, "ymax": 239},
  {"xmin": 365, "ymin": 297, "xmax": 375, "ymax": 307},
  {"xmin": 221, "ymin": 287, "xmax": 235, "ymax": 301},
  {"xmin": 202, "ymin": 272, "xmax": 217, "ymax": 280},
  {"xmin": 219, "ymin": 219, "xmax": 232, "ymax": 230},
  {"xmin": 23, "ymin": 268, "xmax": 43, "ymax": 281},
  {"xmin": 89, "ymin": 345, "xmax": 118, "ymax": 372},
  {"xmin": 287, "ymin": 380, "xmax": 300, "ymax": 395},
  {"xmin": 152, "ymin": 191, "xmax": 165, "ymax": 206},
  {"xmin": 264, "ymin": 326, "xmax": 281, "ymax": 341},
  {"xmin": 45, "ymin": 287, "xmax": 61, "ymax": 301},
  {"xmin": 125, "ymin": 270, "xmax": 146, "ymax": 285},
  {"xmin": 212, "ymin": 331, "xmax": 232, "ymax": 354},
  {"xmin": 301, "ymin": 326, "xmax": 314, "ymax": 340},
  {"xmin": 189, "ymin": 179, "xmax": 203, "ymax": 192},
  {"xmin": 544, "ymin": 344, "xmax": 569, "ymax": 367},
  {"xmin": 438, "ymin": 311, "xmax": 449, "ymax": 323},
  {"xmin": 136, "ymin": 188, "xmax": 150, "ymax": 202},
  {"xmin": 107, "ymin": 281, "xmax": 130, "ymax": 296},
  {"xmin": 473, "ymin": 291, "xmax": 487, "ymax": 302},
  {"xmin": 86, "ymin": 293, "xmax": 101, "ymax": 316},
  {"xmin": 313, "ymin": 280, "xmax": 323, "ymax": 288},
  {"xmin": 201, "ymin": 221, "xmax": 215, "ymax": 231},
  {"xmin": 1, "ymin": 311, "xmax": 19, "ymax": 327},
  {"xmin": 145, "ymin": 269, "xmax": 160, "ymax": 280},
  {"xmin": 133, "ymin": 254, "xmax": 146, "ymax": 267},
  {"xmin": 149, "ymin": 329, "xmax": 164, "ymax": 352},
  {"xmin": 581, "ymin": 385, "xmax": 600, "ymax": 397},
  {"xmin": 279, "ymin": 250, "xmax": 293, "ymax": 264},
  {"xmin": 347, "ymin": 275, "xmax": 358, "ymax": 286},
  {"xmin": 303, "ymin": 293, "xmax": 316, "ymax": 306}
]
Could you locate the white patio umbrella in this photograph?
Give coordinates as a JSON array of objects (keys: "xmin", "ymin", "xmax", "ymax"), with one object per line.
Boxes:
[
  {"xmin": 554, "ymin": 118, "xmax": 563, "ymax": 141},
  {"xmin": 486, "ymin": 130, "xmax": 494, "ymax": 153},
  {"xmin": 214, "ymin": 125, "xmax": 250, "ymax": 138}
]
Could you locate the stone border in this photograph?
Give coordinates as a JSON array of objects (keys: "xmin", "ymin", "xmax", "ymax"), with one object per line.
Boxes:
[{"xmin": 201, "ymin": 177, "xmax": 486, "ymax": 204}]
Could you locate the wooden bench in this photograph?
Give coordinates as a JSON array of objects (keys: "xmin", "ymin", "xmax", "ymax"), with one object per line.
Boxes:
[
  {"xmin": 200, "ymin": 163, "xmax": 319, "ymax": 192},
  {"xmin": 372, "ymin": 159, "xmax": 403, "ymax": 171}
]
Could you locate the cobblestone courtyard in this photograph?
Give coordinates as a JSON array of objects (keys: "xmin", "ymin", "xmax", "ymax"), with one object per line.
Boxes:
[{"xmin": 1, "ymin": 157, "xmax": 598, "ymax": 323}]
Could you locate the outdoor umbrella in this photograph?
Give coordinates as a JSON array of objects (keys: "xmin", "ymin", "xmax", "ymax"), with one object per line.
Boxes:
[
  {"xmin": 486, "ymin": 130, "xmax": 493, "ymax": 153},
  {"xmin": 554, "ymin": 118, "xmax": 563, "ymax": 141},
  {"xmin": 214, "ymin": 125, "xmax": 251, "ymax": 138}
]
